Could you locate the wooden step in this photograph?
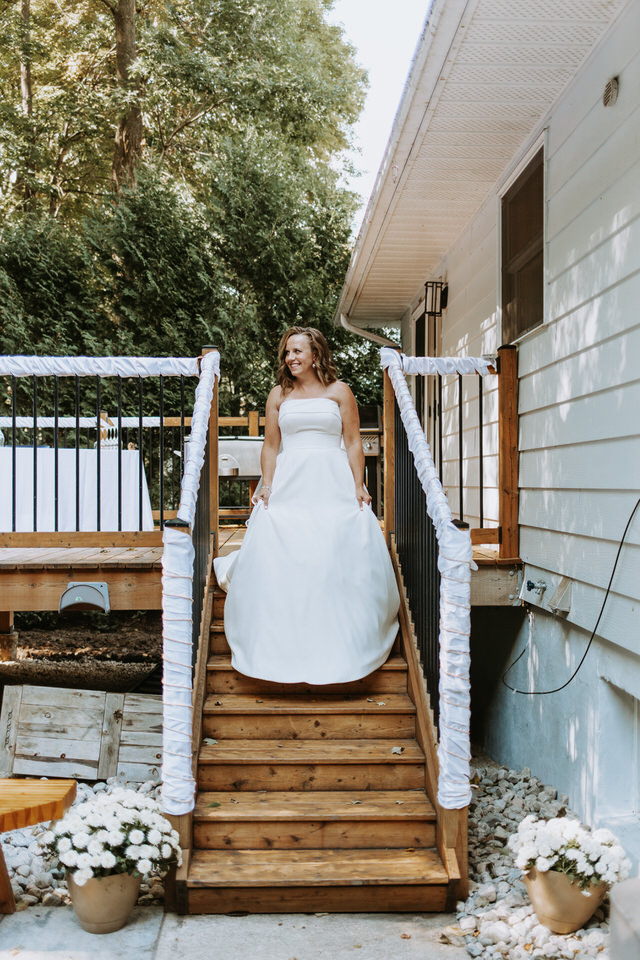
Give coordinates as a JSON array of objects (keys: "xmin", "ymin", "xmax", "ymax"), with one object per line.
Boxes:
[
  {"xmin": 193, "ymin": 789, "xmax": 436, "ymax": 850},
  {"xmin": 202, "ymin": 692, "xmax": 416, "ymax": 739},
  {"xmin": 213, "ymin": 590, "xmax": 226, "ymax": 620},
  {"xmin": 206, "ymin": 654, "xmax": 408, "ymax": 695},
  {"xmin": 197, "ymin": 739, "xmax": 425, "ymax": 791},
  {"xmin": 185, "ymin": 847, "xmax": 449, "ymax": 913},
  {"xmin": 209, "ymin": 620, "xmax": 229, "ymax": 653}
]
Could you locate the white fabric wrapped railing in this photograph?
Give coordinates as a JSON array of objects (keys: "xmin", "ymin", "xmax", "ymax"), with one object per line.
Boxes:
[
  {"xmin": 161, "ymin": 350, "xmax": 220, "ymax": 816},
  {"xmin": 380, "ymin": 347, "xmax": 476, "ymax": 810},
  {"xmin": 0, "ymin": 356, "xmax": 199, "ymax": 378}
]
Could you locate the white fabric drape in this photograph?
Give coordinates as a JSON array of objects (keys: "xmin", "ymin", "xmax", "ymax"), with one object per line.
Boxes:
[
  {"xmin": 380, "ymin": 347, "xmax": 474, "ymax": 809},
  {"xmin": 161, "ymin": 350, "xmax": 219, "ymax": 815},
  {"xmin": 399, "ymin": 354, "xmax": 494, "ymax": 377},
  {"xmin": 0, "ymin": 356, "xmax": 199, "ymax": 378}
]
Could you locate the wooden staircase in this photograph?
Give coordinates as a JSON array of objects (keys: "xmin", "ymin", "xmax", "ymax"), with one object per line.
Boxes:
[{"xmin": 173, "ymin": 552, "xmax": 467, "ymax": 914}]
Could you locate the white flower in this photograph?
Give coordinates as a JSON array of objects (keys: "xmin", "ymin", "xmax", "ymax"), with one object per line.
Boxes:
[
  {"xmin": 137, "ymin": 858, "xmax": 153, "ymax": 874},
  {"xmin": 100, "ymin": 851, "xmax": 117, "ymax": 870},
  {"xmin": 60, "ymin": 849, "xmax": 78, "ymax": 867},
  {"xmin": 535, "ymin": 857, "xmax": 552, "ymax": 872},
  {"xmin": 161, "ymin": 843, "xmax": 173, "ymax": 859},
  {"xmin": 108, "ymin": 830, "xmax": 125, "ymax": 846},
  {"xmin": 73, "ymin": 868, "xmax": 94, "ymax": 887},
  {"xmin": 57, "ymin": 836, "xmax": 72, "ymax": 853},
  {"xmin": 148, "ymin": 829, "xmax": 162, "ymax": 845},
  {"xmin": 129, "ymin": 829, "xmax": 145, "ymax": 845},
  {"xmin": 87, "ymin": 839, "xmax": 104, "ymax": 857},
  {"xmin": 76, "ymin": 852, "xmax": 93, "ymax": 870},
  {"xmin": 73, "ymin": 832, "xmax": 90, "ymax": 850}
]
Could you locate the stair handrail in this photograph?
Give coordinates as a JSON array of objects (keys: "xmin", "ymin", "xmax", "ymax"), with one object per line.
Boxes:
[
  {"xmin": 380, "ymin": 348, "xmax": 492, "ymax": 810},
  {"xmin": 161, "ymin": 350, "xmax": 220, "ymax": 816}
]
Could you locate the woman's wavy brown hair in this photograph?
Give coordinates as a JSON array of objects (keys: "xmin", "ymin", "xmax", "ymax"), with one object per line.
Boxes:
[{"xmin": 276, "ymin": 326, "xmax": 338, "ymax": 394}]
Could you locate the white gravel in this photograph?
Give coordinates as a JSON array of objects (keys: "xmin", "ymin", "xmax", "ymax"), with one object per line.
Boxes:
[
  {"xmin": 1, "ymin": 777, "xmax": 165, "ymax": 911},
  {"xmin": 450, "ymin": 757, "xmax": 611, "ymax": 960},
  {"xmin": 0, "ymin": 762, "xmax": 615, "ymax": 958}
]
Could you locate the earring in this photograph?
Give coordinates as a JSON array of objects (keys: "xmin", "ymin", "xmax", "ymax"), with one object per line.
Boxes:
[{"xmin": 312, "ymin": 362, "xmax": 316, "ymax": 368}]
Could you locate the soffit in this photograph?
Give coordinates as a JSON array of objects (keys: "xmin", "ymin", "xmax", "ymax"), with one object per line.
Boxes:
[{"xmin": 336, "ymin": 0, "xmax": 627, "ymax": 328}]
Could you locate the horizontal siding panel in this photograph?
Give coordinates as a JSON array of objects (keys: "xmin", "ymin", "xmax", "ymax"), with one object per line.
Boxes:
[
  {"xmin": 519, "ymin": 323, "xmax": 640, "ymax": 411},
  {"xmin": 517, "ymin": 563, "xmax": 638, "ymax": 655},
  {"xmin": 519, "ymin": 526, "xmax": 640, "ymax": 602},
  {"xmin": 547, "ymin": 44, "xmax": 640, "ymax": 200},
  {"xmin": 519, "ymin": 380, "xmax": 640, "ymax": 450},
  {"xmin": 518, "ymin": 270, "xmax": 640, "ymax": 376},
  {"xmin": 546, "ymin": 0, "xmax": 639, "ymax": 158},
  {"xmin": 547, "ymin": 112, "xmax": 640, "ymax": 249},
  {"xmin": 520, "ymin": 436, "xmax": 640, "ymax": 491},
  {"xmin": 548, "ymin": 215, "xmax": 640, "ymax": 324},
  {"xmin": 548, "ymin": 157, "xmax": 640, "ymax": 278},
  {"xmin": 520, "ymin": 489, "xmax": 640, "ymax": 547}
]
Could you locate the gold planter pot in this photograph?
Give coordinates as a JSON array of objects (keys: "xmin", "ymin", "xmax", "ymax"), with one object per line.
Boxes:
[
  {"xmin": 524, "ymin": 868, "xmax": 607, "ymax": 934},
  {"xmin": 67, "ymin": 872, "xmax": 141, "ymax": 934}
]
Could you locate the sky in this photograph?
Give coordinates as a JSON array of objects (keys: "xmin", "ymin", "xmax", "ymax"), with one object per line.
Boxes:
[{"xmin": 326, "ymin": 0, "xmax": 430, "ymax": 229}]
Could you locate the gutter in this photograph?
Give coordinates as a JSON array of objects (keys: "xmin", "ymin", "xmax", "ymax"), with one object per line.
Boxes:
[{"xmin": 339, "ymin": 313, "xmax": 399, "ymax": 348}]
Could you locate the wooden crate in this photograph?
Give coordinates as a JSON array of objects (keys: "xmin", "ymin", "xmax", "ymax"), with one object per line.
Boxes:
[{"xmin": 0, "ymin": 685, "xmax": 162, "ymax": 782}]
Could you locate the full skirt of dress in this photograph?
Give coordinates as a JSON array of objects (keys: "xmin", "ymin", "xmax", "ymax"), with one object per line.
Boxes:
[{"xmin": 213, "ymin": 399, "xmax": 399, "ymax": 684}]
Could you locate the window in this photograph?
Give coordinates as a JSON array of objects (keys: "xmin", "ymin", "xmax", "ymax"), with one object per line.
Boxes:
[{"xmin": 501, "ymin": 149, "xmax": 544, "ymax": 343}]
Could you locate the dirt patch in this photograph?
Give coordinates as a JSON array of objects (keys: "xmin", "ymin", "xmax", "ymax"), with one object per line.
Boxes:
[{"xmin": 13, "ymin": 612, "xmax": 162, "ymax": 662}]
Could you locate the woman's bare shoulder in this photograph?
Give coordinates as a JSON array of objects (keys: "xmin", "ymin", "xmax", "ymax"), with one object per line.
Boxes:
[
  {"xmin": 266, "ymin": 385, "xmax": 286, "ymax": 410},
  {"xmin": 327, "ymin": 381, "xmax": 355, "ymax": 404}
]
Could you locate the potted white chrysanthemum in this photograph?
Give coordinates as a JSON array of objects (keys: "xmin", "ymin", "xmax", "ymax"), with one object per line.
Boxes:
[
  {"xmin": 508, "ymin": 815, "xmax": 631, "ymax": 934},
  {"xmin": 39, "ymin": 787, "xmax": 182, "ymax": 934}
]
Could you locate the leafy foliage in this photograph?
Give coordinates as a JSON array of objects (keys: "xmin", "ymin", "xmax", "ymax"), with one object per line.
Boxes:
[{"xmin": 0, "ymin": 0, "xmax": 384, "ymax": 413}]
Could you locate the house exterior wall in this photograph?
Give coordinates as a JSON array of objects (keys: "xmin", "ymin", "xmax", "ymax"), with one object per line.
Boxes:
[{"xmin": 419, "ymin": 0, "xmax": 640, "ymax": 848}]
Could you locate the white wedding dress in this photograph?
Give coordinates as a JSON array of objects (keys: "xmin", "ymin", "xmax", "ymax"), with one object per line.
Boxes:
[{"xmin": 213, "ymin": 397, "xmax": 399, "ymax": 684}]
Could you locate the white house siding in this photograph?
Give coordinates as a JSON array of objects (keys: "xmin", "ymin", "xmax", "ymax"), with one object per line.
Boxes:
[
  {"xmin": 421, "ymin": 1, "xmax": 640, "ymax": 849},
  {"xmin": 417, "ymin": 198, "xmax": 501, "ymax": 531}
]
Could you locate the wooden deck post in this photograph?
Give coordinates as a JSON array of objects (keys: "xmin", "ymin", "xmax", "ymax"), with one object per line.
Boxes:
[
  {"xmin": 202, "ymin": 347, "xmax": 219, "ymax": 558},
  {"xmin": 382, "ymin": 368, "xmax": 396, "ymax": 546},
  {"xmin": 498, "ymin": 345, "xmax": 519, "ymax": 560}
]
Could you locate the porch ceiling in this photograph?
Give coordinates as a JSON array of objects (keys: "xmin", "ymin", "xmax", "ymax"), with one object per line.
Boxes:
[{"xmin": 335, "ymin": 0, "xmax": 627, "ymax": 329}]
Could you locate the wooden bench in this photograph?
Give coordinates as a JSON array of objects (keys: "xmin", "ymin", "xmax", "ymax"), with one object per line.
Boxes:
[{"xmin": 0, "ymin": 778, "xmax": 77, "ymax": 913}]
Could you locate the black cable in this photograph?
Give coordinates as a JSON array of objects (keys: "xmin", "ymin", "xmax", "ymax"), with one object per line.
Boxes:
[{"xmin": 502, "ymin": 495, "xmax": 640, "ymax": 696}]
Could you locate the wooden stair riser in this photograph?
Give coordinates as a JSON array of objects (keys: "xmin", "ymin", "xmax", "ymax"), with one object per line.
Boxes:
[
  {"xmin": 186, "ymin": 884, "xmax": 448, "ymax": 914},
  {"xmin": 206, "ymin": 670, "xmax": 407, "ymax": 696},
  {"xmin": 197, "ymin": 763, "xmax": 425, "ymax": 791},
  {"xmin": 193, "ymin": 818, "xmax": 436, "ymax": 850},
  {"xmin": 202, "ymin": 714, "xmax": 415, "ymax": 740},
  {"xmin": 213, "ymin": 595, "xmax": 226, "ymax": 620},
  {"xmin": 210, "ymin": 627, "xmax": 230, "ymax": 654}
]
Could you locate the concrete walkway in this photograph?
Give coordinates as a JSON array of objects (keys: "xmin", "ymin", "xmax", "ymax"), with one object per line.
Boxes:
[{"xmin": 0, "ymin": 907, "xmax": 469, "ymax": 960}]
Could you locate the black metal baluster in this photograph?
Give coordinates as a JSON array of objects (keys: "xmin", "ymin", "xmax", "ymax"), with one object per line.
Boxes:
[
  {"xmin": 75, "ymin": 376, "xmax": 80, "ymax": 530},
  {"xmin": 159, "ymin": 377, "xmax": 164, "ymax": 527},
  {"xmin": 458, "ymin": 373, "xmax": 464, "ymax": 524},
  {"xmin": 117, "ymin": 377, "xmax": 123, "ymax": 532},
  {"xmin": 478, "ymin": 375, "xmax": 484, "ymax": 528},
  {"xmin": 179, "ymin": 376, "xmax": 185, "ymax": 481},
  {"xmin": 438, "ymin": 374, "xmax": 443, "ymax": 482},
  {"xmin": 138, "ymin": 376, "xmax": 143, "ymax": 531},
  {"xmin": 96, "ymin": 376, "xmax": 101, "ymax": 531},
  {"xmin": 32, "ymin": 375, "xmax": 37, "ymax": 531},
  {"xmin": 11, "ymin": 377, "xmax": 17, "ymax": 532},
  {"xmin": 54, "ymin": 377, "xmax": 59, "ymax": 531}
]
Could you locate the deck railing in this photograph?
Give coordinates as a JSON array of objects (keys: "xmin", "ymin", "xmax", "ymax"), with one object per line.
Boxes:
[
  {"xmin": 0, "ymin": 361, "xmax": 202, "ymax": 542},
  {"xmin": 381, "ymin": 347, "xmax": 514, "ymax": 812}
]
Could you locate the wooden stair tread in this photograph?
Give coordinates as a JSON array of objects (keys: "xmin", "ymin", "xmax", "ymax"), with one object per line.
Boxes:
[
  {"xmin": 203, "ymin": 693, "xmax": 415, "ymax": 714},
  {"xmin": 194, "ymin": 790, "xmax": 435, "ymax": 821},
  {"xmin": 207, "ymin": 654, "xmax": 408, "ymax": 672},
  {"xmin": 199, "ymin": 739, "xmax": 424, "ymax": 763},
  {"xmin": 0, "ymin": 779, "xmax": 77, "ymax": 832},
  {"xmin": 187, "ymin": 847, "xmax": 448, "ymax": 887}
]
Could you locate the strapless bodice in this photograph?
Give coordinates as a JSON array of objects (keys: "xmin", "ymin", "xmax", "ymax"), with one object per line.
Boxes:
[{"xmin": 278, "ymin": 397, "xmax": 342, "ymax": 452}]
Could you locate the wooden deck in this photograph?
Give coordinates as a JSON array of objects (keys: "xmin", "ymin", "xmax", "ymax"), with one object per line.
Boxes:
[
  {"xmin": 218, "ymin": 526, "xmax": 521, "ymax": 606},
  {"xmin": 0, "ymin": 546, "xmax": 163, "ymax": 611}
]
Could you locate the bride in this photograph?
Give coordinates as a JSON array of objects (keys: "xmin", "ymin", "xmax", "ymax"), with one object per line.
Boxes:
[{"xmin": 213, "ymin": 326, "xmax": 399, "ymax": 684}]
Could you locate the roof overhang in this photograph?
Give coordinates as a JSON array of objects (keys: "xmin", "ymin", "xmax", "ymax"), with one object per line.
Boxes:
[{"xmin": 335, "ymin": 0, "xmax": 628, "ymax": 329}]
